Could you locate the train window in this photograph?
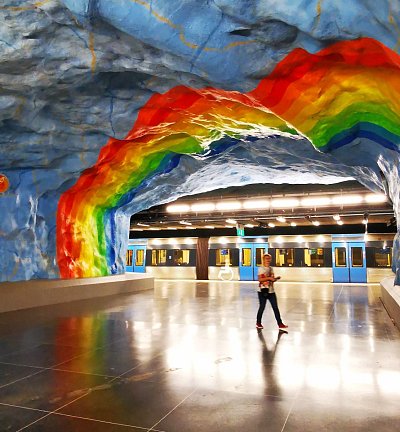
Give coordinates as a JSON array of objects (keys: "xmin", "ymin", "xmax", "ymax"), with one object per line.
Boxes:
[
  {"xmin": 151, "ymin": 249, "xmax": 167, "ymax": 266},
  {"xmin": 216, "ymin": 249, "xmax": 232, "ymax": 266},
  {"xmin": 126, "ymin": 249, "xmax": 133, "ymax": 266},
  {"xmin": 135, "ymin": 249, "xmax": 145, "ymax": 266},
  {"xmin": 241, "ymin": 248, "xmax": 252, "ymax": 266},
  {"xmin": 304, "ymin": 248, "xmax": 324, "ymax": 267},
  {"xmin": 375, "ymin": 247, "xmax": 392, "ymax": 267},
  {"xmin": 255, "ymin": 248, "xmax": 265, "ymax": 266},
  {"xmin": 275, "ymin": 248, "xmax": 294, "ymax": 267},
  {"xmin": 335, "ymin": 247, "xmax": 347, "ymax": 267},
  {"xmin": 173, "ymin": 249, "xmax": 190, "ymax": 265},
  {"xmin": 351, "ymin": 247, "xmax": 363, "ymax": 267}
]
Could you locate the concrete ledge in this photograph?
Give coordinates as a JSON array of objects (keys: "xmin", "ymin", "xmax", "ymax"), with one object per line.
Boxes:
[
  {"xmin": 380, "ymin": 276, "xmax": 400, "ymax": 329},
  {"xmin": 0, "ymin": 273, "xmax": 154, "ymax": 313}
]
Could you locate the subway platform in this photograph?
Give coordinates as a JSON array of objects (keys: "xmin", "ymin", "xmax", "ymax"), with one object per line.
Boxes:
[{"xmin": 0, "ymin": 280, "xmax": 399, "ymax": 431}]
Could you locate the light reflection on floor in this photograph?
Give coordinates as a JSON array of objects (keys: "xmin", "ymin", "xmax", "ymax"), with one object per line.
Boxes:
[{"xmin": 0, "ymin": 280, "xmax": 399, "ymax": 431}]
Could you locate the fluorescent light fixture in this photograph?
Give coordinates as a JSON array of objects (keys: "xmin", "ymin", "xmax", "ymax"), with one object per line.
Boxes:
[
  {"xmin": 301, "ymin": 197, "xmax": 331, "ymax": 206},
  {"xmin": 166, "ymin": 204, "xmax": 190, "ymax": 213},
  {"xmin": 169, "ymin": 238, "xmax": 178, "ymax": 245},
  {"xmin": 245, "ymin": 224, "xmax": 254, "ymax": 228},
  {"xmin": 312, "ymin": 221, "xmax": 320, "ymax": 226},
  {"xmin": 137, "ymin": 223, "xmax": 149, "ymax": 227},
  {"xmin": 365, "ymin": 193, "xmax": 387, "ymax": 203},
  {"xmin": 130, "ymin": 228, "xmax": 142, "ymax": 231},
  {"xmin": 149, "ymin": 227, "xmax": 160, "ymax": 231},
  {"xmin": 332, "ymin": 194, "xmax": 363, "ymax": 205},
  {"xmin": 191, "ymin": 202, "xmax": 215, "ymax": 212},
  {"xmin": 216, "ymin": 201, "xmax": 242, "ymax": 211},
  {"xmin": 167, "ymin": 227, "xmax": 177, "ymax": 230},
  {"xmin": 271, "ymin": 198, "xmax": 300, "ymax": 208},
  {"xmin": 242, "ymin": 199, "xmax": 269, "ymax": 209},
  {"xmin": 333, "ymin": 214, "xmax": 341, "ymax": 221},
  {"xmin": 317, "ymin": 235, "xmax": 326, "ymax": 243},
  {"xmin": 226, "ymin": 218, "xmax": 237, "ymax": 224},
  {"xmin": 276, "ymin": 216, "xmax": 286, "ymax": 223},
  {"xmin": 179, "ymin": 221, "xmax": 192, "ymax": 225},
  {"xmin": 290, "ymin": 222, "xmax": 297, "ymax": 227},
  {"xmin": 204, "ymin": 225, "xmax": 215, "ymax": 229},
  {"xmin": 275, "ymin": 236, "xmax": 284, "ymax": 243},
  {"xmin": 296, "ymin": 235, "xmax": 304, "ymax": 243},
  {"xmin": 185, "ymin": 226, "xmax": 194, "ymax": 229},
  {"xmin": 152, "ymin": 239, "xmax": 162, "ymax": 245},
  {"xmin": 268, "ymin": 222, "xmax": 275, "ymax": 228},
  {"xmin": 337, "ymin": 220, "xmax": 344, "ymax": 225},
  {"xmin": 225, "ymin": 225, "xmax": 235, "ymax": 228}
]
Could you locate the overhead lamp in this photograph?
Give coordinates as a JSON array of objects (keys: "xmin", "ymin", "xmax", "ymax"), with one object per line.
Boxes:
[
  {"xmin": 332, "ymin": 195, "xmax": 363, "ymax": 205},
  {"xmin": 337, "ymin": 220, "xmax": 344, "ymax": 225},
  {"xmin": 242, "ymin": 199, "xmax": 269, "ymax": 209},
  {"xmin": 166, "ymin": 204, "xmax": 190, "ymax": 213},
  {"xmin": 290, "ymin": 222, "xmax": 297, "ymax": 227},
  {"xmin": 225, "ymin": 224, "xmax": 235, "ymax": 228},
  {"xmin": 271, "ymin": 198, "xmax": 300, "ymax": 208},
  {"xmin": 216, "ymin": 201, "xmax": 242, "ymax": 211},
  {"xmin": 204, "ymin": 225, "xmax": 215, "ymax": 229},
  {"xmin": 268, "ymin": 222, "xmax": 275, "ymax": 228},
  {"xmin": 226, "ymin": 218, "xmax": 237, "ymax": 224},
  {"xmin": 148, "ymin": 227, "xmax": 160, "ymax": 231},
  {"xmin": 130, "ymin": 228, "xmax": 142, "ymax": 231},
  {"xmin": 301, "ymin": 197, "xmax": 331, "ymax": 207},
  {"xmin": 179, "ymin": 220, "xmax": 192, "ymax": 226},
  {"xmin": 167, "ymin": 227, "xmax": 177, "ymax": 230},
  {"xmin": 365, "ymin": 193, "xmax": 387, "ymax": 203},
  {"xmin": 191, "ymin": 202, "xmax": 215, "ymax": 212},
  {"xmin": 276, "ymin": 216, "xmax": 286, "ymax": 223},
  {"xmin": 312, "ymin": 220, "xmax": 320, "ymax": 226},
  {"xmin": 333, "ymin": 214, "xmax": 341, "ymax": 221},
  {"xmin": 245, "ymin": 223, "xmax": 254, "ymax": 228},
  {"xmin": 362, "ymin": 213, "xmax": 368, "ymax": 225}
]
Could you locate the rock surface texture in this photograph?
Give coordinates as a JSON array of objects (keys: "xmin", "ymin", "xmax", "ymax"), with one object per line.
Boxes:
[{"xmin": 0, "ymin": 0, "xmax": 399, "ymax": 282}]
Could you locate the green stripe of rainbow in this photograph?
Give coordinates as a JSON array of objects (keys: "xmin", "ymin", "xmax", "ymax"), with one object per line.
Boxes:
[{"xmin": 57, "ymin": 37, "xmax": 400, "ymax": 278}]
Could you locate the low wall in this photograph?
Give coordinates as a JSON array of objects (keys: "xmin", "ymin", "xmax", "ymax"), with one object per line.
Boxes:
[
  {"xmin": 0, "ymin": 273, "xmax": 154, "ymax": 313},
  {"xmin": 380, "ymin": 277, "xmax": 400, "ymax": 329}
]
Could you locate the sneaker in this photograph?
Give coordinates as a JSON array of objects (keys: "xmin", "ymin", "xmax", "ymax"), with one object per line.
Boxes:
[
  {"xmin": 256, "ymin": 323, "xmax": 264, "ymax": 329},
  {"xmin": 278, "ymin": 323, "xmax": 288, "ymax": 329}
]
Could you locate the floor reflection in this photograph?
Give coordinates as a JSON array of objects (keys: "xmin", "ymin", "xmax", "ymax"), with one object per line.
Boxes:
[{"xmin": 0, "ymin": 281, "xmax": 399, "ymax": 431}]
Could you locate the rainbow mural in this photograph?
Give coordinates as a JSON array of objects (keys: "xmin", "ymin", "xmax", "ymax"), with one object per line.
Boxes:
[{"xmin": 57, "ymin": 37, "xmax": 400, "ymax": 279}]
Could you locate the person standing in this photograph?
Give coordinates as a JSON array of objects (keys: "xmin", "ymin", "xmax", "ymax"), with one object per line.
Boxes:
[{"xmin": 256, "ymin": 253, "xmax": 288, "ymax": 330}]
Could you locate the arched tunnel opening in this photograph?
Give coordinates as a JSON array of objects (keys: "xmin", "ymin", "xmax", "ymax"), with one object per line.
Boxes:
[{"xmin": 52, "ymin": 37, "xmax": 399, "ymax": 285}]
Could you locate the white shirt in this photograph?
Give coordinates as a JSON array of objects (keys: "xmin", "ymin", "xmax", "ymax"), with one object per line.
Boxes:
[{"xmin": 257, "ymin": 265, "xmax": 275, "ymax": 293}]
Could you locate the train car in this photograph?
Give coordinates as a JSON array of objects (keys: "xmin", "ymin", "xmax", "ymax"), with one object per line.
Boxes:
[{"xmin": 126, "ymin": 233, "xmax": 394, "ymax": 283}]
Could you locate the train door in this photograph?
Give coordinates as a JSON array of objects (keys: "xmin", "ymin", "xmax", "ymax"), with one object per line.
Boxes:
[
  {"xmin": 239, "ymin": 242, "xmax": 268, "ymax": 281},
  {"xmin": 332, "ymin": 241, "xmax": 366, "ymax": 283},
  {"xmin": 126, "ymin": 245, "xmax": 146, "ymax": 273}
]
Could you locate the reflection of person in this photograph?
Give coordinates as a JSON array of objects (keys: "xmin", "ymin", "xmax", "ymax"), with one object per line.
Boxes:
[
  {"xmin": 256, "ymin": 254, "xmax": 288, "ymax": 330},
  {"xmin": 257, "ymin": 330, "xmax": 286, "ymax": 398}
]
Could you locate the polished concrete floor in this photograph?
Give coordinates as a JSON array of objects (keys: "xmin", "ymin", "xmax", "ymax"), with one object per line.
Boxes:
[{"xmin": 0, "ymin": 280, "xmax": 399, "ymax": 431}]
